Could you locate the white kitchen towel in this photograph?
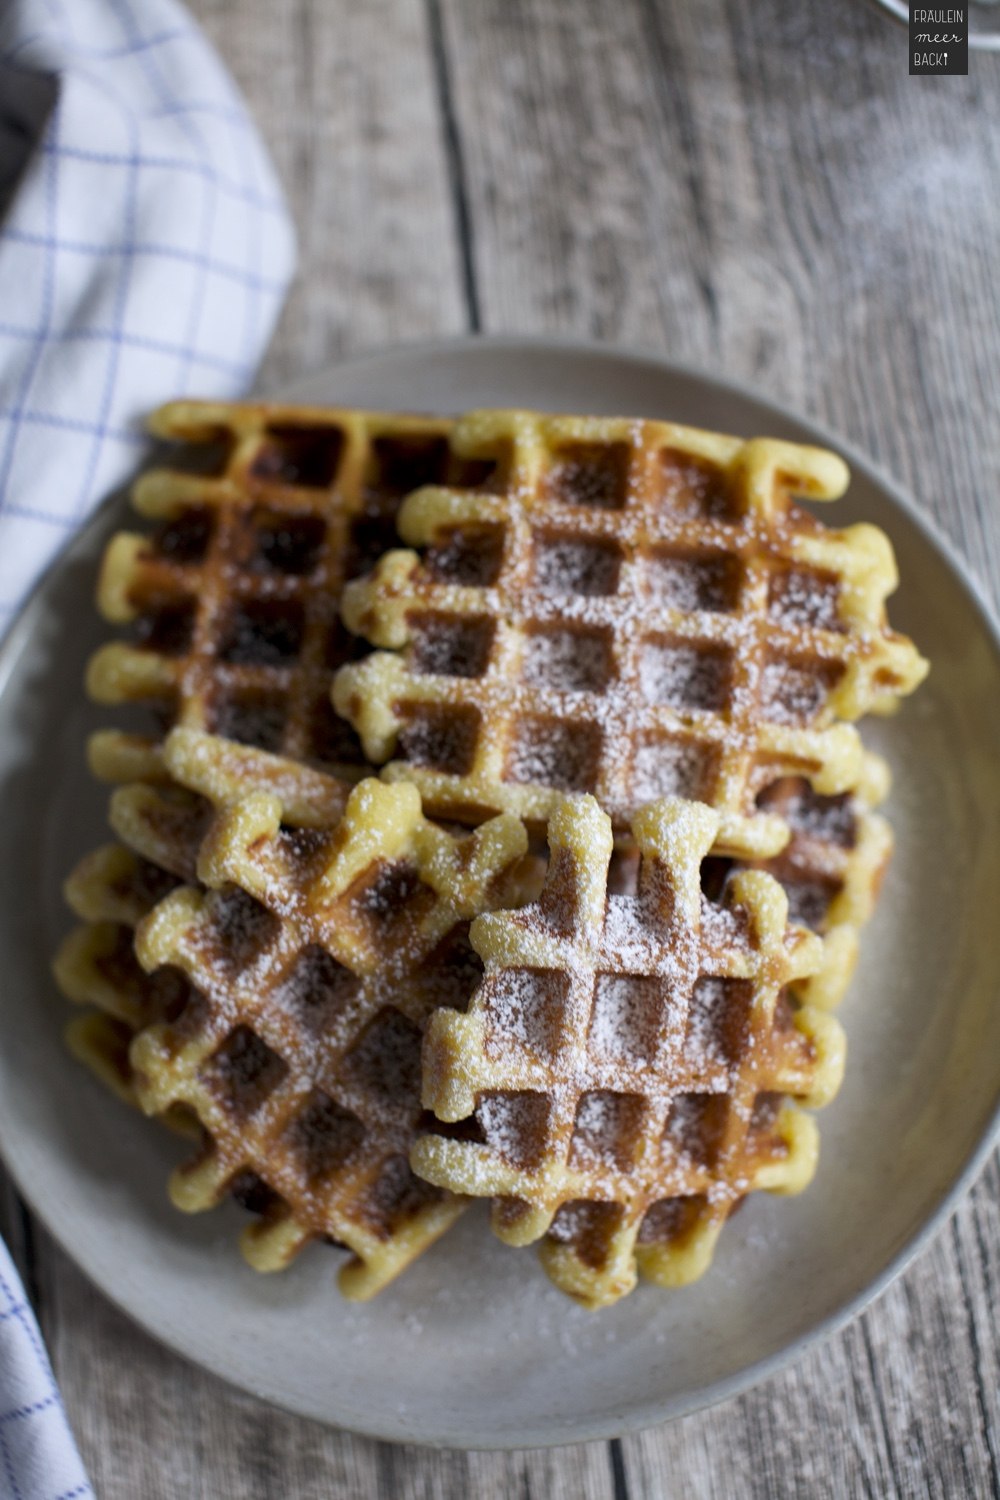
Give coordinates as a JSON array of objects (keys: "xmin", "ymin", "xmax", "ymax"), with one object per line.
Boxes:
[
  {"xmin": 0, "ymin": 1239, "xmax": 93, "ymax": 1500},
  {"xmin": 0, "ymin": 0, "xmax": 296, "ymax": 635},
  {"xmin": 0, "ymin": 1, "xmax": 296, "ymax": 1494}
]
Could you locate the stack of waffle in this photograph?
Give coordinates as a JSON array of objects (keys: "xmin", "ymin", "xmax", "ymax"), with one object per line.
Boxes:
[{"xmin": 55, "ymin": 401, "xmax": 927, "ymax": 1307}]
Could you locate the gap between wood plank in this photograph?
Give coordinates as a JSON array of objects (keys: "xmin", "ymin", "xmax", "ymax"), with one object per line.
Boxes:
[
  {"xmin": 608, "ymin": 1437, "xmax": 630, "ymax": 1500},
  {"xmin": 425, "ymin": 0, "xmax": 482, "ymax": 332},
  {"xmin": 638, "ymin": 0, "xmax": 718, "ymax": 329},
  {"xmin": 1, "ymin": 1179, "xmax": 41, "ymax": 1313},
  {"xmin": 16, "ymin": 1195, "xmax": 40, "ymax": 1311}
]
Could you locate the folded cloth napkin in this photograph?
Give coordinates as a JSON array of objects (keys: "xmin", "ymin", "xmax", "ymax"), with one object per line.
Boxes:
[
  {"xmin": 0, "ymin": 1239, "xmax": 92, "ymax": 1500},
  {"xmin": 0, "ymin": 0, "xmax": 296, "ymax": 636},
  {"xmin": 0, "ymin": 1, "xmax": 296, "ymax": 1493}
]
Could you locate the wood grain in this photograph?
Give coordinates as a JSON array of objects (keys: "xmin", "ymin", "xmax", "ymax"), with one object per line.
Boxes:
[
  {"xmin": 194, "ymin": 0, "xmax": 469, "ymax": 379},
  {"xmin": 4, "ymin": 0, "xmax": 999, "ymax": 1493}
]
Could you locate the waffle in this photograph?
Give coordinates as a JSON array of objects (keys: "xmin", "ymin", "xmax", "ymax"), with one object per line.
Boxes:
[
  {"xmin": 608, "ymin": 748, "xmax": 894, "ymax": 1011},
  {"xmin": 55, "ymin": 732, "xmax": 351, "ymax": 1107},
  {"xmin": 411, "ymin": 793, "xmax": 845, "ymax": 1308},
  {"xmin": 58, "ymin": 844, "xmax": 192, "ymax": 1114},
  {"xmin": 86, "ymin": 399, "xmax": 501, "ymax": 785},
  {"xmin": 335, "ymin": 409, "xmax": 927, "ymax": 854},
  {"xmin": 722, "ymin": 751, "xmax": 892, "ymax": 1009},
  {"xmin": 119, "ymin": 728, "xmax": 529, "ymax": 1299}
]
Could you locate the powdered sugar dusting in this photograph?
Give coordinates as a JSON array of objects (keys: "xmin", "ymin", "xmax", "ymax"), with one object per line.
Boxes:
[
  {"xmin": 699, "ymin": 897, "xmax": 747, "ymax": 950},
  {"xmin": 212, "ymin": 888, "xmax": 280, "ymax": 972},
  {"xmin": 534, "ymin": 534, "xmax": 622, "ymax": 596},
  {"xmin": 483, "ymin": 968, "xmax": 568, "ymax": 1060},
  {"xmin": 766, "ymin": 782, "xmax": 857, "ymax": 847},
  {"xmin": 663, "ymin": 1094, "xmax": 720, "ymax": 1170},
  {"xmin": 638, "ymin": 642, "xmax": 732, "ymax": 712},
  {"xmin": 685, "ymin": 976, "xmax": 749, "ymax": 1072},
  {"xmin": 412, "ymin": 615, "xmax": 493, "ymax": 678},
  {"xmin": 768, "ymin": 565, "xmax": 842, "ymax": 631},
  {"xmin": 548, "ymin": 443, "xmax": 629, "ymax": 510},
  {"xmin": 633, "ymin": 738, "xmax": 711, "ymax": 801},
  {"xmin": 569, "ymin": 1091, "xmax": 644, "ymax": 1172},
  {"xmin": 602, "ymin": 893, "xmax": 691, "ymax": 978},
  {"xmin": 760, "ymin": 658, "xmax": 832, "ymax": 726},
  {"xmin": 783, "ymin": 878, "xmax": 835, "ymax": 930},
  {"xmin": 522, "ymin": 628, "xmax": 612, "ymax": 692},
  {"xmin": 477, "ymin": 1091, "xmax": 551, "ymax": 1169},
  {"xmin": 272, "ymin": 945, "xmax": 360, "ymax": 1034},
  {"xmin": 505, "ymin": 718, "xmax": 601, "ymax": 793},
  {"xmin": 589, "ymin": 973, "xmax": 664, "ymax": 1063},
  {"xmin": 645, "ymin": 550, "xmax": 740, "ymax": 613}
]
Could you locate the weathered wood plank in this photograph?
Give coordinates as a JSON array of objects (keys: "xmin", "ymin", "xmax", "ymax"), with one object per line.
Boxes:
[
  {"xmin": 440, "ymin": 0, "xmax": 1000, "ymax": 586},
  {"xmin": 46, "ymin": 1232, "xmax": 612, "ymax": 1500},
  {"xmin": 621, "ymin": 1220, "xmax": 1000, "ymax": 1500},
  {"xmin": 193, "ymin": 0, "xmax": 469, "ymax": 385}
]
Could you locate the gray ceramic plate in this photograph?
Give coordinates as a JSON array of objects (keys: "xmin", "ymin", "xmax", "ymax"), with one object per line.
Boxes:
[{"xmin": 1, "ymin": 338, "xmax": 999, "ymax": 1449}]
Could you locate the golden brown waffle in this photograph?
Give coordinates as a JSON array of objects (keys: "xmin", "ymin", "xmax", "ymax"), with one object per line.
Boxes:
[
  {"xmin": 123, "ymin": 727, "xmax": 529, "ymax": 1299},
  {"xmin": 609, "ymin": 748, "xmax": 894, "ymax": 1011},
  {"xmin": 57, "ymin": 843, "xmax": 193, "ymax": 1114},
  {"xmin": 55, "ymin": 732, "xmax": 349, "ymax": 1104},
  {"xmin": 411, "ymin": 793, "xmax": 845, "ymax": 1308},
  {"xmin": 335, "ymin": 409, "xmax": 927, "ymax": 854},
  {"xmin": 86, "ymin": 399, "xmax": 501, "ymax": 785},
  {"xmin": 723, "ymin": 751, "xmax": 892, "ymax": 1009}
]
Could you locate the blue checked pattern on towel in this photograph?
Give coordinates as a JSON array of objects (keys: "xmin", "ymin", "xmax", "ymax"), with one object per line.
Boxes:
[
  {"xmin": 0, "ymin": 0, "xmax": 296, "ymax": 635},
  {"xmin": 0, "ymin": 1239, "xmax": 92, "ymax": 1500},
  {"xmin": 0, "ymin": 1, "xmax": 296, "ymax": 1493}
]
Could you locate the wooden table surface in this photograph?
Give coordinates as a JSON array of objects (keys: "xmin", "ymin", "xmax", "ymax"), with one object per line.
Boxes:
[{"xmin": 3, "ymin": 1, "xmax": 998, "ymax": 1494}]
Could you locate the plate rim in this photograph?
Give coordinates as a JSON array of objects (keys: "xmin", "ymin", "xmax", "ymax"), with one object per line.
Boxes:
[{"xmin": 2, "ymin": 331, "xmax": 999, "ymax": 1448}]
